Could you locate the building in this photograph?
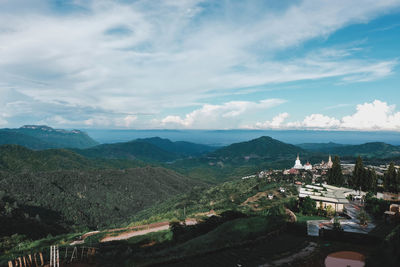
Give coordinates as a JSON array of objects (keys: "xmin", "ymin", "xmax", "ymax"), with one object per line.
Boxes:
[
  {"xmin": 327, "ymin": 155, "xmax": 333, "ymax": 169},
  {"xmin": 293, "ymin": 154, "xmax": 303, "ymax": 169},
  {"xmin": 315, "ymin": 155, "xmax": 333, "ymax": 170},
  {"xmin": 377, "ymin": 192, "xmax": 400, "ymax": 202},
  {"xmin": 304, "ymin": 162, "xmax": 312, "ymax": 170},
  {"xmin": 299, "ymin": 184, "xmax": 356, "ymax": 212}
]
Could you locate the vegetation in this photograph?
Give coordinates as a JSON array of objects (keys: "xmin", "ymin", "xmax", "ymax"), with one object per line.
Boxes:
[
  {"xmin": 327, "ymin": 155, "xmax": 344, "ymax": 186},
  {"xmin": 365, "ymin": 192, "xmax": 390, "ymax": 219},
  {"xmin": 357, "ymin": 209, "xmax": 369, "ymax": 226},
  {"xmin": 299, "ymin": 196, "xmax": 317, "ymax": 216},
  {"xmin": 0, "ymin": 167, "xmax": 204, "ymax": 230},
  {"xmin": 384, "ymin": 162, "xmax": 399, "ymax": 193},
  {"xmin": 0, "ymin": 125, "xmax": 98, "ymax": 149},
  {"xmin": 209, "ymin": 136, "xmax": 305, "ymax": 161},
  {"xmin": 367, "ymin": 225, "xmax": 400, "ymax": 267},
  {"xmin": 351, "ymin": 156, "xmax": 377, "ymax": 192},
  {"xmin": 302, "ymin": 142, "xmax": 400, "ymax": 159},
  {"xmin": 0, "ymin": 145, "xmax": 147, "ymax": 172},
  {"xmin": 136, "ymin": 137, "xmax": 217, "ymax": 156}
]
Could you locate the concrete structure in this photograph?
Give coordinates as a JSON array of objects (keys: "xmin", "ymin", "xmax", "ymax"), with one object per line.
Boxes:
[
  {"xmin": 299, "ymin": 184, "xmax": 356, "ymax": 212},
  {"xmin": 377, "ymin": 192, "xmax": 400, "ymax": 202}
]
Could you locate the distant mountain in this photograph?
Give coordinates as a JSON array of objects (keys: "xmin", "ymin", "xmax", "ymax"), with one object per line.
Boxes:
[
  {"xmin": 328, "ymin": 142, "xmax": 400, "ymax": 158},
  {"xmin": 209, "ymin": 136, "xmax": 304, "ymax": 161},
  {"xmin": 74, "ymin": 140, "xmax": 177, "ymax": 162},
  {"xmin": 137, "ymin": 137, "xmax": 217, "ymax": 156},
  {"xmin": 0, "ymin": 131, "xmax": 53, "ymax": 149},
  {"xmin": 297, "ymin": 142, "xmax": 345, "ymax": 151},
  {"xmin": 74, "ymin": 137, "xmax": 216, "ymax": 162},
  {"xmin": 0, "ymin": 125, "xmax": 98, "ymax": 149},
  {"xmin": 297, "ymin": 141, "xmax": 400, "ymax": 159}
]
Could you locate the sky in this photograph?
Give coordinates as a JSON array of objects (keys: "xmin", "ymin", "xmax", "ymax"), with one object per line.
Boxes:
[{"xmin": 0, "ymin": 0, "xmax": 400, "ymax": 131}]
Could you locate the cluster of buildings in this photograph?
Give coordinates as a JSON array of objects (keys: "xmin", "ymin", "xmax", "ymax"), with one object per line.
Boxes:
[{"xmin": 283, "ymin": 154, "xmax": 333, "ymax": 176}]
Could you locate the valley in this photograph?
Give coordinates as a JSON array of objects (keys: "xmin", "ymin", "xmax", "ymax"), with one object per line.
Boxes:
[{"xmin": 0, "ymin": 126, "xmax": 400, "ymax": 266}]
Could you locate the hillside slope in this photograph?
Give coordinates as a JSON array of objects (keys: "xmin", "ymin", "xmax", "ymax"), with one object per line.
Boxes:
[
  {"xmin": 210, "ymin": 136, "xmax": 304, "ymax": 161},
  {"xmin": 0, "ymin": 167, "xmax": 204, "ymax": 229},
  {"xmin": 299, "ymin": 142, "xmax": 400, "ymax": 158},
  {"xmin": 137, "ymin": 137, "xmax": 217, "ymax": 156},
  {"xmin": 0, "ymin": 145, "xmax": 144, "ymax": 172},
  {"xmin": 329, "ymin": 142, "xmax": 400, "ymax": 158},
  {"xmin": 75, "ymin": 140, "xmax": 177, "ymax": 162},
  {"xmin": 0, "ymin": 131, "xmax": 53, "ymax": 149},
  {"xmin": 297, "ymin": 142, "xmax": 345, "ymax": 151}
]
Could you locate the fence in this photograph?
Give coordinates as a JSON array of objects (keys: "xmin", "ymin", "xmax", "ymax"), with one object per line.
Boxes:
[{"xmin": 7, "ymin": 245, "xmax": 97, "ymax": 267}]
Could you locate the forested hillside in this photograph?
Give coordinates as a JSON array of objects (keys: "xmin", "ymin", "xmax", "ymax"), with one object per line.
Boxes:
[
  {"xmin": 137, "ymin": 137, "xmax": 217, "ymax": 156},
  {"xmin": 74, "ymin": 140, "xmax": 178, "ymax": 162},
  {"xmin": 0, "ymin": 145, "xmax": 144, "ymax": 172},
  {"xmin": 0, "ymin": 167, "xmax": 205, "ymax": 230},
  {"xmin": 300, "ymin": 142, "xmax": 400, "ymax": 158},
  {"xmin": 210, "ymin": 136, "xmax": 304, "ymax": 161}
]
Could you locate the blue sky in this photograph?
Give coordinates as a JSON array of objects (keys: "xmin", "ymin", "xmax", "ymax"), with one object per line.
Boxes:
[{"xmin": 0, "ymin": 0, "xmax": 400, "ymax": 130}]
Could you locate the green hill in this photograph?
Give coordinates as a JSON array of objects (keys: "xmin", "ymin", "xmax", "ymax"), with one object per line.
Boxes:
[
  {"xmin": 0, "ymin": 145, "xmax": 144, "ymax": 172},
  {"xmin": 298, "ymin": 141, "xmax": 400, "ymax": 159},
  {"xmin": 0, "ymin": 131, "xmax": 53, "ymax": 149},
  {"xmin": 0, "ymin": 167, "xmax": 204, "ymax": 230},
  {"xmin": 75, "ymin": 140, "xmax": 178, "ymax": 162},
  {"xmin": 137, "ymin": 137, "xmax": 217, "ymax": 156},
  {"xmin": 297, "ymin": 142, "xmax": 345, "ymax": 151},
  {"xmin": 0, "ymin": 125, "xmax": 98, "ymax": 149},
  {"xmin": 210, "ymin": 136, "xmax": 304, "ymax": 161},
  {"xmin": 328, "ymin": 142, "xmax": 400, "ymax": 158}
]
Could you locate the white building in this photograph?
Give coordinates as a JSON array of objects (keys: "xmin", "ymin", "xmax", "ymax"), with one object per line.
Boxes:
[
  {"xmin": 304, "ymin": 162, "xmax": 312, "ymax": 170},
  {"xmin": 293, "ymin": 154, "xmax": 303, "ymax": 169},
  {"xmin": 299, "ymin": 184, "xmax": 356, "ymax": 212}
]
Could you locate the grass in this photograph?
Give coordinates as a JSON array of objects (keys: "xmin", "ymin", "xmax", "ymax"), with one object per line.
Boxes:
[
  {"xmin": 295, "ymin": 213, "xmax": 328, "ymax": 223},
  {"xmin": 0, "ymin": 232, "xmax": 82, "ymax": 265},
  {"xmin": 133, "ymin": 215, "xmax": 284, "ymax": 266},
  {"xmin": 161, "ymin": 232, "xmax": 309, "ymax": 267}
]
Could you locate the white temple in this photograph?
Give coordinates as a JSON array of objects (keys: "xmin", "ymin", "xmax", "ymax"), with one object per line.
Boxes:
[
  {"xmin": 327, "ymin": 155, "xmax": 333, "ymax": 169},
  {"xmin": 293, "ymin": 154, "xmax": 303, "ymax": 169}
]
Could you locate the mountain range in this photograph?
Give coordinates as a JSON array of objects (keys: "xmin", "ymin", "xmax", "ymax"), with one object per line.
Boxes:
[
  {"xmin": 0, "ymin": 125, "xmax": 98, "ymax": 149},
  {"xmin": 299, "ymin": 142, "xmax": 400, "ymax": 159}
]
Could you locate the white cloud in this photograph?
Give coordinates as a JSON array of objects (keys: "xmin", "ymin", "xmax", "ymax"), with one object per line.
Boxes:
[
  {"xmin": 287, "ymin": 114, "xmax": 341, "ymax": 129},
  {"xmin": 0, "ymin": 0, "xmax": 399, "ymax": 127},
  {"xmin": 340, "ymin": 100, "xmax": 400, "ymax": 130},
  {"xmin": 247, "ymin": 113, "xmax": 290, "ymax": 129},
  {"xmin": 249, "ymin": 100, "xmax": 400, "ymax": 131},
  {"xmin": 160, "ymin": 99, "xmax": 286, "ymax": 129}
]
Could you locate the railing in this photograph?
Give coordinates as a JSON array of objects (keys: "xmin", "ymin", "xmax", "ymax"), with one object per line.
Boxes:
[{"xmin": 7, "ymin": 245, "xmax": 97, "ymax": 267}]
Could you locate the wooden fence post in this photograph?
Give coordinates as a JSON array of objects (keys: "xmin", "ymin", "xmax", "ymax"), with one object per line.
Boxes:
[{"xmin": 39, "ymin": 252, "xmax": 44, "ymax": 266}]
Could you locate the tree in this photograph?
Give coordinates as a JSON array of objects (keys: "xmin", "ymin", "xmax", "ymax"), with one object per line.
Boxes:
[
  {"xmin": 384, "ymin": 162, "xmax": 398, "ymax": 193},
  {"xmin": 328, "ymin": 156, "xmax": 343, "ymax": 186},
  {"xmin": 364, "ymin": 168, "xmax": 377, "ymax": 193},
  {"xmin": 300, "ymin": 196, "xmax": 317, "ymax": 215},
  {"xmin": 352, "ymin": 156, "xmax": 365, "ymax": 191},
  {"xmin": 333, "ymin": 216, "xmax": 343, "ymax": 231},
  {"xmin": 357, "ymin": 209, "xmax": 369, "ymax": 226}
]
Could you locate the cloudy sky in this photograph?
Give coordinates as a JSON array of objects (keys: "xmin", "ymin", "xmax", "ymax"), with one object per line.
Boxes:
[{"xmin": 1, "ymin": 0, "xmax": 400, "ymax": 130}]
